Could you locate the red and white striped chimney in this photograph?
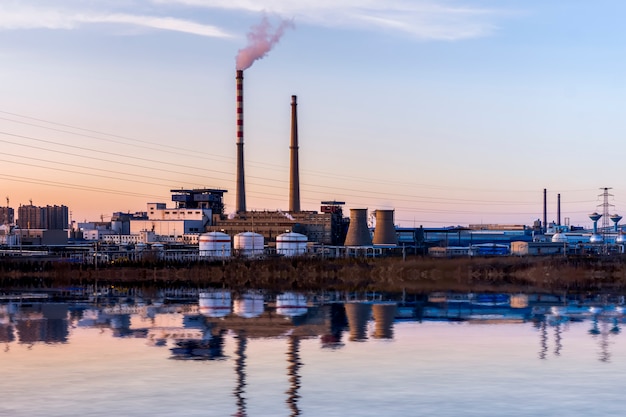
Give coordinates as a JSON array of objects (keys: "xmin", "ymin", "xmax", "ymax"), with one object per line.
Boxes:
[{"xmin": 236, "ymin": 70, "xmax": 246, "ymax": 213}]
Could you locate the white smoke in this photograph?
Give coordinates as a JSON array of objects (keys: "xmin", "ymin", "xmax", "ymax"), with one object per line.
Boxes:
[{"xmin": 236, "ymin": 15, "xmax": 294, "ymax": 70}]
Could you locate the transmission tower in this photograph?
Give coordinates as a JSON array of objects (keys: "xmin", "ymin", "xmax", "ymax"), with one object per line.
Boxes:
[{"xmin": 597, "ymin": 187, "xmax": 614, "ymax": 235}]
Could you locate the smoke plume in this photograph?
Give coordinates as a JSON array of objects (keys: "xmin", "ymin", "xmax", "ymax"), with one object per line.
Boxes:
[{"xmin": 236, "ymin": 16, "xmax": 294, "ymax": 71}]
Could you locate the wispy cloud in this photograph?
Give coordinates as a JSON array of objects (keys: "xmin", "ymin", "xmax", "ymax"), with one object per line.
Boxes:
[
  {"xmin": 151, "ymin": 0, "xmax": 504, "ymax": 40},
  {"xmin": 0, "ymin": 3, "xmax": 232, "ymax": 38},
  {"xmin": 0, "ymin": 0, "xmax": 506, "ymax": 41}
]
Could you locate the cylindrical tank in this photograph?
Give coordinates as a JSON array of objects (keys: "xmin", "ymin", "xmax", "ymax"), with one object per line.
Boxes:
[
  {"xmin": 344, "ymin": 208, "xmax": 372, "ymax": 246},
  {"xmin": 551, "ymin": 233, "xmax": 568, "ymax": 243},
  {"xmin": 199, "ymin": 232, "xmax": 231, "ymax": 259},
  {"xmin": 276, "ymin": 232, "xmax": 307, "ymax": 257},
  {"xmin": 372, "ymin": 209, "xmax": 398, "ymax": 245},
  {"xmin": 234, "ymin": 232, "xmax": 264, "ymax": 257}
]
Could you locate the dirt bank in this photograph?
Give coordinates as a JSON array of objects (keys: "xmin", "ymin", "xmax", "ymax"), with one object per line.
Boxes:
[{"xmin": 2, "ymin": 255, "xmax": 626, "ymax": 295}]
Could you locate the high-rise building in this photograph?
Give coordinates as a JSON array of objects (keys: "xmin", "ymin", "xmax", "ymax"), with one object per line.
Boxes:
[
  {"xmin": 17, "ymin": 204, "xmax": 68, "ymax": 230},
  {"xmin": 0, "ymin": 207, "xmax": 14, "ymax": 225}
]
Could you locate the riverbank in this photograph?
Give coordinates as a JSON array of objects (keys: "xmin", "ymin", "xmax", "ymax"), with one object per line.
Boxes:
[{"xmin": 2, "ymin": 255, "xmax": 626, "ymax": 294}]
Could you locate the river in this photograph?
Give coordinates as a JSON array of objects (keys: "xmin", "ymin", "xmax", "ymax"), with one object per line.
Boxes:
[{"xmin": 1, "ymin": 290, "xmax": 625, "ymax": 416}]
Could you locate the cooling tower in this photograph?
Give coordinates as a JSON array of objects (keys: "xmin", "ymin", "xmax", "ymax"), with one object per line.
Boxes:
[
  {"xmin": 289, "ymin": 95, "xmax": 300, "ymax": 212},
  {"xmin": 372, "ymin": 209, "xmax": 398, "ymax": 245},
  {"xmin": 344, "ymin": 208, "xmax": 372, "ymax": 246},
  {"xmin": 236, "ymin": 70, "xmax": 246, "ymax": 213}
]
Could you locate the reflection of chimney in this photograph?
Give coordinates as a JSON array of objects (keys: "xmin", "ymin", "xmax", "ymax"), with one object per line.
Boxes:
[
  {"xmin": 289, "ymin": 95, "xmax": 300, "ymax": 212},
  {"xmin": 372, "ymin": 210, "xmax": 398, "ymax": 245},
  {"xmin": 344, "ymin": 209, "xmax": 372, "ymax": 246},
  {"xmin": 236, "ymin": 70, "xmax": 246, "ymax": 214}
]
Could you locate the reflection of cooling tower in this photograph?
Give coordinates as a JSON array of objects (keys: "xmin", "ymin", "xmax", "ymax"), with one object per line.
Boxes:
[
  {"xmin": 345, "ymin": 302, "xmax": 371, "ymax": 341},
  {"xmin": 372, "ymin": 210, "xmax": 398, "ymax": 245},
  {"xmin": 236, "ymin": 70, "xmax": 246, "ymax": 213},
  {"xmin": 289, "ymin": 95, "xmax": 300, "ymax": 213},
  {"xmin": 344, "ymin": 209, "xmax": 372, "ymax": 246},
  {"xmin": 372, "ymin": 303, "xmax": 396, "ymax": 339}
]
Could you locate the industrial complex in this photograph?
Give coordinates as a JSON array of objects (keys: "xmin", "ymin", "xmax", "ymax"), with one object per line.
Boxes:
[{"xmin": 0, "ymin": 69, "xmax": 625, "ymax": 262}]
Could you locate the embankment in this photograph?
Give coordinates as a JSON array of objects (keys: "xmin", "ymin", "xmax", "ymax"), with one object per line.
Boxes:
[{"xmin": 2, "ymin": 255, "xmax": 626, "ymax": 294}]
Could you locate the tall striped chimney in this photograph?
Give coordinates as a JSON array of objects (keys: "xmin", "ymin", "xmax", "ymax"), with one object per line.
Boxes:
[
  {"xmin": 289, "ymin": 95, "xmax": 300, "ymax": 212},
  {"xmin": 236, "ymin": 70, "xmax": 246, "ymax": 213}
]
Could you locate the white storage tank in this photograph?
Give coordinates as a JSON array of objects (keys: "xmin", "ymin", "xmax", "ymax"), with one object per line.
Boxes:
[
  {"xmin": 199, "ymin": 232, "xmax": 231, "ymax": 259},
  {"xmin": 276, "ymin": 232, "xmax": 308, "ymax": 257},
  {"xmin": 234, "ymin": 232, "xmax": 264, "ymax": 257}
]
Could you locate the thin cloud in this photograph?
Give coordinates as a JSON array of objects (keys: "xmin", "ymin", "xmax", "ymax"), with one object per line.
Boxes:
[
  {"xmin": 0, "ymin": 3, "xmax": 232, "ymax": 38},
  {"xmin": 151, "ymin": 0, "xmax": 505, "ymax": 40}
]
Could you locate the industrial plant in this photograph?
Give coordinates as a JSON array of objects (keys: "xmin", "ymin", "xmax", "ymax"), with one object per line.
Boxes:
[{"xmin": 0, "ymin": 67, "xmax": 625, "ymax": 263}]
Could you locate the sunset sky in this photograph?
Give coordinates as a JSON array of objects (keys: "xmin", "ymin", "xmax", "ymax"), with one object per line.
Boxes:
[{"xmin": 1, "ymin": 1, "xmax": 626, "ymax": 227}]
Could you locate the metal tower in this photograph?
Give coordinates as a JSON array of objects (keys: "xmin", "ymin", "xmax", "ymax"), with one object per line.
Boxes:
[{"xmin": 597, "ymin": 187, "xmax": 614, "ymax": 235}]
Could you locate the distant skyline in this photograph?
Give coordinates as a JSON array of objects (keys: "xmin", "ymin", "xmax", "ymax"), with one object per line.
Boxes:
[{"xmin": 1, "ymin": 1, "xmax": 626, "ymax": 228}]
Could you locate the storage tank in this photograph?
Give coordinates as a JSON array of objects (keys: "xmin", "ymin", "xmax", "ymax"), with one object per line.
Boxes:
[
  {"xmin": 199, "ymin": 291, "xmax": 232, "ymax": 318},
  {"xmin": 234, "ymin": 232, "xmax": 264, "ymax": 257},
  {"xmin": 276, "ymin": 232, "xmax": 307, "ymax": 257},
  {"xmin": 199, "ymin": 232, "xmax": 231, "ymax": 259}
]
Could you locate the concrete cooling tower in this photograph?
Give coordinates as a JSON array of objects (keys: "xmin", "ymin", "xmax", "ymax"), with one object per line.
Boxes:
[
  {"xmin": 372, "ymin": 210, "xmax": 398, "ymax": 246},
  {"xmin": 344, "ymin": 208, "xmax": 372, "ymax": 246}
]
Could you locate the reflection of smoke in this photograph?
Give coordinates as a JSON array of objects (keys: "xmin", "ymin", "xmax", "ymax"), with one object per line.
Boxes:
[
  {"xmin": 372, "ymin": 303, "xmax": 396, "ymax": 339},
  {"xmin": 345, "ymin": 302, "xmax": 371, "ymax": 342},
  {"xmin": 236, "ymin": 16, "xmax": 294, "ymax": 71},
  {"xmin": 233, "ymin": 332, "xmax": 248, "ymax": 416},
  {"xmin": 285, "ymin": 336, "xmax": 301, "ymax": 416},
  {"xmin": 539, "ymin": 321, "xmax": 548, "ymax": 360}
]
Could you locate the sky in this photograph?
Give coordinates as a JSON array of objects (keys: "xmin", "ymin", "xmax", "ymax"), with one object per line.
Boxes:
[{"xmin": 1, "ymin": 0, "xmax": 626, "ymax": 228}]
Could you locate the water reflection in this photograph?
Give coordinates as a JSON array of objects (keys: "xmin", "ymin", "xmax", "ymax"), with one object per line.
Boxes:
[
  {"xmin": 345, "ymin": 302, "xmax": 371, "ymax": 342},
  {"xmin": 286, "ymin": 336, "xmax": 302, "ymax": 416},
  {"xmin": 233, "ymin": 331, "xmax": 247, "ymax": 417}
]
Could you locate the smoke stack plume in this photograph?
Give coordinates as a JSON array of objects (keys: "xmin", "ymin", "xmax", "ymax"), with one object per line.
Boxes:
[
  {"xmin": 236, "ymin": 70, "xmax": 246, "ymax": 213},
  {"xmin": 289, "ymin": 95, "xmax": 300, "ymax": 212},
  {"xmin": 236, "ymin": 16, "xmax": 294, "ymax": 71}
]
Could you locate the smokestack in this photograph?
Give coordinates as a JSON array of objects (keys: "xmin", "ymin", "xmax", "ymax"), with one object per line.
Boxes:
[
  {"xmin": 236, "ymin": 70, "xmax": 246, "ymax": 213},
  {"xmin": 289, "ymin": 95, "xmax": 300, "ymax": 212},
  {"xmin": 543, "ymin": 188, "xmax": 547, "ymax": 233},
  {"xmin": 557, "ymin": 193, "xmax": 561, "ymax": 226}
]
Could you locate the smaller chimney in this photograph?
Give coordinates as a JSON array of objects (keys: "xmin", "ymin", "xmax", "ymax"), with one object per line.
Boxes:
[
  {"xmin": 543, "ymin": 188, "xmax": 547, "ymax": 234},
  {"xmin": 557, "ymin": 193, "xmax": 561, "ymax": 226},
  {"xmin": 289, "ymin": 95, "xmax": 300, "ymax": 212}
]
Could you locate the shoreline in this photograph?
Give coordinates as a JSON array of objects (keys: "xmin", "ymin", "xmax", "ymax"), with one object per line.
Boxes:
[{"xmin": 1, "ymin": 255, "xmax": 626, "ymax": 295}]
